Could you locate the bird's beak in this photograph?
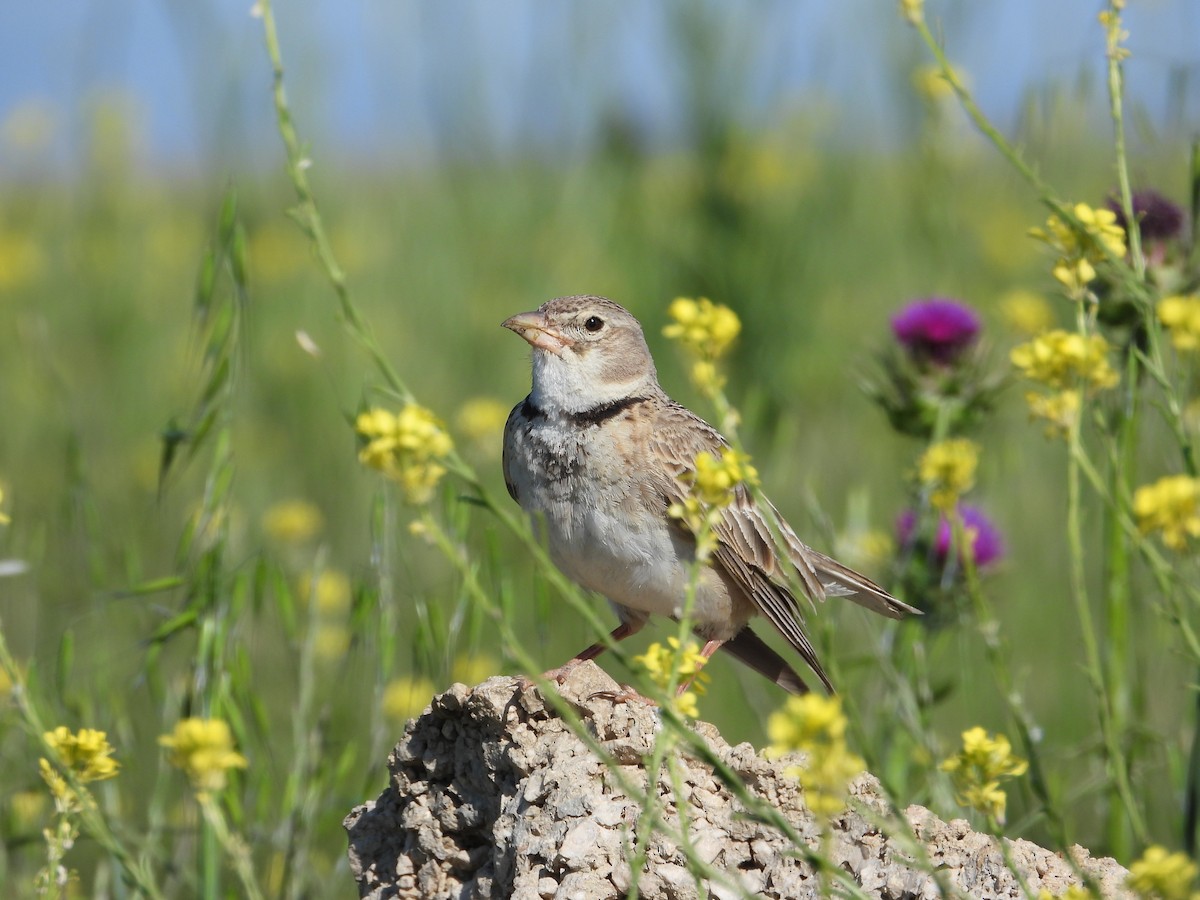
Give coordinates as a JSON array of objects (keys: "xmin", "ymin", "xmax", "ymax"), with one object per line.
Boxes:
[{"xmin": 502, "ymin": 310, "xmax": 572, "ymax": 355}]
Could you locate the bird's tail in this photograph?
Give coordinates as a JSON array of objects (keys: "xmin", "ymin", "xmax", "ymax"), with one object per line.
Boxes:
[
  {"xmin": 719, "ymin": 627, "xmax": 825, "ymax": 695},
  {"xmin": 807, "ymin": 548, "xmax": 921, "ymax": 619}
]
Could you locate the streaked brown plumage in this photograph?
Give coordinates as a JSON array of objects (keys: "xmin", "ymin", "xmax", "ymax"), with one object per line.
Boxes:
[{"xmin": 502, "ymin": 295, "xmax": 918, "ymax": 694}]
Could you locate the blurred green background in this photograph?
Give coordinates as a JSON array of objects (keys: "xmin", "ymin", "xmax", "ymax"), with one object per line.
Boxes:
[{"xmin": 2, "ymin": 1, "xmax": 1199, "ymax": 892}]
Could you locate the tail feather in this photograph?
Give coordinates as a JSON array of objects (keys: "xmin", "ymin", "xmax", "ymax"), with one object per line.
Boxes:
[
  {"xmin": 719, "ymin": 627, "xmax": 826, "ymax": 695},
  {"xmin": 805, "ymin": 548, "xmax": 921, "ymax": 620}
]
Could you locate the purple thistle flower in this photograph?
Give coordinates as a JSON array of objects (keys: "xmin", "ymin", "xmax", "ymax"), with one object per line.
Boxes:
[
  {"xmin": 896, "ymin": 503, "xmax": 1004, "ymax": 569},
  {"xmin": 1106, "ymin": 190, "xmax": 1185, "ymax": 243},
  {"xmin": 891, "ymin": 298, "xmax": 981, "ymax": 365}
]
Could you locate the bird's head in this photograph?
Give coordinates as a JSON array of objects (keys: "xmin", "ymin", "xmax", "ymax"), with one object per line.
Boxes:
[{"xmin": 503, "ymin": 295, "xmax": 660, "ymax": 414}]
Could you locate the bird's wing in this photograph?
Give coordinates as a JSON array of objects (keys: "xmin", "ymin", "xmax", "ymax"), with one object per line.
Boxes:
[
  {"xmin": 645, "ymin": 402, "xmax": 915, "ymax": 686},
  {"xmin": 644, "ymin": 403, "xmax": 833, "ymax": 687}
]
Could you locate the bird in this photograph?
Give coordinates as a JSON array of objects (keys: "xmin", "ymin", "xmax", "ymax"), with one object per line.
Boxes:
[{"xmin": 501, "ymin": 295, "xmax": 918, "ymax": 695}]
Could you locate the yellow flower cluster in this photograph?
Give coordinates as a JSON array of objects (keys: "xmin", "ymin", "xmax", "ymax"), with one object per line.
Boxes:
[
  {"xmin": 1099, "ymin": 7, "xmax": 1130, "ymax": 63},
  {"xmin": 1024, "ymin": 390, "xmax": 1082, "ymax": 440},
  {"xmin": 1127, "ymin": 845, "xmax": 1197, "ymax": 900},
  {"xmin": 261, "ymin": 498, "xmax": 323, "ymax": 544},
  {"xmin": 767, "ymin": 694, "xmax": 865, "ymax": 817},
  {"xmin": 159, "ymin": 718, "xmax": 248, "ymax": 793},
  {"xmin": 40, "ymin": 727, "xmax": 120, "ymax": 794},
  {"xmin": 300, "ymin": 568, "xmax": 353, "ymax": 661},
  {"xmin": 1133, "ymin": 475, "xmax": 1200, "ymax": 551},
  {"xmin": 356, "ymin": 403, "xmax": 454, "ymax": 504},
  {"xmin": 668, "ymin": 448, "xmax": 759, "ymax": 560},
  {"xmin": 633, "ymin": 637, "xmax": 711, "ymax": 719},
  {"xmin": 1158, "ymin": 295, "xmax": 1200, "ymax": 352},
  {"xmin": 999, "ymin": 289, "xmax": 1054, "ymax": 336},
  {"xmin": 1029, "ymin": 203, "xmax": 1126, "ymax": 292},
  {"xmin": 1011, "ymin": 331, "xmax": 1119, "ymax": 392},
  {"xmin": 939, "ymin": 726, "xmax": 1028, "ymax": 823},
  {"xmin": 917, "ymin": 439, "xmax": 979, "ymax": 511},
  {"xmin": 1011, "ymin": 330, "xmax": 1119, "ymax": 438},
  {"xmin": 663, "ymin": 297, "xmax": 741, "ymax": 394},
  {"xmin": 382, "ymin": 676, "xmax": 436, "ymax": 724}
]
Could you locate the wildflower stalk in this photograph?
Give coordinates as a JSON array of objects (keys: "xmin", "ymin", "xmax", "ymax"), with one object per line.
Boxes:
[
  {"xmin": 952, "ymin": 516, "xmax": 1066, "ymax": 847},
  {"xmin": 1099, "ymin": 13, "xmax": 1143, "ymax": 854},
  {"xmin": 1102, "ymin": 0, "xmax": 1145, "ymax": 279},
  {"xmin": 0, "ymin": 626, "xmax": 165, "ymax": 899},
  {"xmin": 196, "ymin": 793, "xmax": 265, "ymax": 900},
  {"xmin": 1066, "ymin": 403, "xmax": 1147, "ymax": 845},
  {"xmin": 1102, "ymin": 348, "xmax": 1139, "ymax": 859},
  {"xmin": 256, "ymin": 0, "xmax": 410, "ymax": 403},
  {"xmin": 911, "ymin": 14, "xmax": 1153, "ymax": 308}
]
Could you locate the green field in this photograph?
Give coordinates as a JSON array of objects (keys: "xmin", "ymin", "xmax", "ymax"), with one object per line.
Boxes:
[{"xmin": 2, "ymin": 5, "xmax": 1199, "ymax": 896}]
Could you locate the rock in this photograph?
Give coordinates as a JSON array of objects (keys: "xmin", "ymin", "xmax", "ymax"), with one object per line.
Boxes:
[{"xmin": 345, "ymin": 662, "xmax": 1129, "ymax": 899}]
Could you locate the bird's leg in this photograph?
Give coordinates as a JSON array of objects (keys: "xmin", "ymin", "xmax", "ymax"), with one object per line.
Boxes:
[
  {"xmin": 675, "ymin": 638, "xmax": 722, "ymax": 696},
  {"xmin": 541, "ymin": 620, "xmax": 644, "ymax": 684}
]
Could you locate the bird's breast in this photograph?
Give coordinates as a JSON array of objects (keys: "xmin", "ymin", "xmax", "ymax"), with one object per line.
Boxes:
[{"xmin": 507, "ymin": 412, "xmax": 690, "ymax": 619}]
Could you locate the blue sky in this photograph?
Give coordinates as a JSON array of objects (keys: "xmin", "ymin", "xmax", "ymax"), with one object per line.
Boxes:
[{"xmin": 2, "ymin": 1, "xmax": 1198, "ymax": 172}]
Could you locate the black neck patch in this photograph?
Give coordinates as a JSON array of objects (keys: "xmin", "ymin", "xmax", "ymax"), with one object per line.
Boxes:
[
  {"xmin": 569, "ymin": 395, "xmax": 647, "ymax": 426},
  {"xmin": 522, "ymin": 395, "xmax": 647, "ymax": 427}
]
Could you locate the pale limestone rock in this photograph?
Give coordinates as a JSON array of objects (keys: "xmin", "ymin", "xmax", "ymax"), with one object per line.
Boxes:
[{"xmin": 345, "ymin": 662, "xmax": 1129, "ymax": 899}]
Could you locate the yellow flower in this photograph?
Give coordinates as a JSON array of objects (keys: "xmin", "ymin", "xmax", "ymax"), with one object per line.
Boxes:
[
  {"xmin": 767, "ymin": 695, "xmax": 865, "ymax": 817},
  {"xmin": 1011, "ymin": 330, "xmax": 1119, "ymax": 392},
  {"xmin": 633, "ymin": 638, "xmax": 710, "ymax": 720},
  {"xmin": 689, "ymin": 360, "xmax": 725, "ymax": 394},
  {"xmin": 456, "ymin": 397, "xmax": 510, "ymax": 445},
  {"xmin": 1024, "ymin": 389, "xmax": 1081, "ymax": 439},
  {"xmin": 1127, "ymin": 845, "xmax": 1197, "ymax": 900},
  {"xmin": 690, "ymin": 448, "xmax": 758, "ymax": 506},
  {"xmin": 0, "ymin": 230, "xmax": 47, "ymax": 292},
  {"xmin": 1000, "ymin": 289, "xmax": 1055, "ymax": 335},
  {"xmin": 1052, "ymin": 258, "xmax": 1096, "ymax": 293},
  {"xmin": 261, "ymin": 499, "xmax": 323, "ymax": 543},
  {"xmin": 300, "ymin": 568, "xmax": 352, "ymax": 615},
  {"xmin": 1133, "ymin": 475, "xmax": 1200, "ymax": 551},
  {"xmin": 918, "ymin": 439, "xmax": 980, "ymax": 511},
  {"xmin": 382, "ymin": 676, "xmax": 436, "ymax": 723},
  {"xmin": 663, "ymin": 297, "xmax": 741, "ymax": 394},
  {"xmin": 1158, "ymin": 295, "xmax": 1200, "ymax": 352},
  {"xmin": 39, "ymin": 759, "xmax": 75, "ymax": 807},
  {"xmin": 1099, "ymin": 8, "xmax": 1130, "ymax": 63},
  {"xmin": 43, "ymin": 726, "xmax": 120, "ymax": 783},
  {"xmin": 356, "ymin": 403, "xmax": 454, "ymax": 504},
  {"xmin": 664, "ymin": 297, "xmax": 741, "ymax": 358},
  {"xmin": 668, "ymin": 448, "xmax": 759, "ymax": 559},
  {"xmin": 912, "ymin": 65, "xmax": 963, "ymax": 102},
  {"xmin": 939, "ymin": 726, "xmax": 1028, "ymax": 823},
  {"xmin": 313, "ymin": 623, "xmax": 351, "ymax": 661},
  {"xmin": 159, "ymin": 718, "xmax": 248, "ymax": 793},
  {"xmin": 1030, "ymin": 203, "xmax": 1125, "ymax": 293},
  {"xmin": 900, "ymin": 0, "xmax": 924, "ymax": 24}
]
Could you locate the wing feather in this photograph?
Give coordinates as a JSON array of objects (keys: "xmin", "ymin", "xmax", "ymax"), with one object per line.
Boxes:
[{"xmin": 645, "ymin": 401, "xmax": 915, "ymax": 687}]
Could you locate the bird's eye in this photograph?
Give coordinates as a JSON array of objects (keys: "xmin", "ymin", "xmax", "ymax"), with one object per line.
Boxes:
[{"xmin": 584, "ymin": 316, "xmax": 604, "ymax": 333}]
